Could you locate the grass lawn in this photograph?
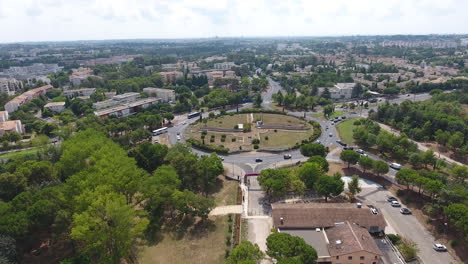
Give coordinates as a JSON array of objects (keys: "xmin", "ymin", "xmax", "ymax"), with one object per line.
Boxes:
[
  {"xmin": 213, "ymin": 177, "xmax": 238, "ymax": 206},
  {"xmin": 203, "ymin": 114, "xmax": 248, "ymax": 129},
  {"xmin": 253, "ymin": 113, "xmax": 307, "ymax": 127},
  {"xmin": 336, "ymin": 118, "xmax": 357, "ymax": 145},
  {"xmin": 258, "ymin": 129, "xmax": 313, "ymax": 149},
  {"xmin": 0, "ymin": 148, "xmax": 39, "ymax": 159}
]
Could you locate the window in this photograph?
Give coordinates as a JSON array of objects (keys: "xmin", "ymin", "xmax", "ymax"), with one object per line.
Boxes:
[
  {"xmin": 336, "ymin": 256, "xmax": 339, "ymax": 259},
  {"xmin": 348, "ymin": 256, "xmax": 352, "ymax": 260},
  {"xmin": 360, "ymin": 256, "xmax": 365, "ymax": 260}
]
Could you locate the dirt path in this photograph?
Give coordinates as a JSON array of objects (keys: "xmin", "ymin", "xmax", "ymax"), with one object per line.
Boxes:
[
  {"xmin": 209, "ymin": 205, "xmax": 243, "ymax": 216},
  {"xmin": 377, "ymin": 122, "xmax": 464, "ymax": 166}
]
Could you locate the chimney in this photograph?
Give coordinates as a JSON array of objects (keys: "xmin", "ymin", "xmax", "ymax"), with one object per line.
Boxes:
[{"xmin": 280, "ymin": 217, "xmax": 284, "ymax": 225}]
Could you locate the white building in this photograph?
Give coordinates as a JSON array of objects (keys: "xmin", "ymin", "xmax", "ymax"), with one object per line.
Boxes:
[
  {"xmin": 143, "ymin": 87, "xmax": 175, "ymax": 102},
  {"xmin": 0, "ymin": 78, "xmax": 23, "ymax": 95},
  {"xmin": 214, "ymin": 62, "xmax": 235, "ymax": 70},
  {"xmin": 0, "ymin": 111, "xmax": 9, "ymax": 122},
  {"xmin": 63, "ymin": 88, "xmax": 96, "ymax": 98},
  {"xmin": 44, "ymin": 102, "xmax": 66, "ymax": 113},
  {"xmin": 318, "ymin": 83, "xmax": 355, "ymax": 100},
  {"xmin": 0, "ymin": 120, "xmax": 24, "ymax": 134}
]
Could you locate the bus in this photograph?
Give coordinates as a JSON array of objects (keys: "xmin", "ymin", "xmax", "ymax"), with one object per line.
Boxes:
[
  {"xmin": 188, "ymin": 111, "xmax": 201, "ymax": 119},
  {"xmin": 153, "ymin": 127, "xmax": 168, "ymax": 136}
]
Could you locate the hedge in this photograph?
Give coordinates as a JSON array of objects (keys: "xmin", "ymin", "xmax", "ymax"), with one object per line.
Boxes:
[{"xmin": 186, "ymin": 138, "xmax": 229, "ymax": 154}]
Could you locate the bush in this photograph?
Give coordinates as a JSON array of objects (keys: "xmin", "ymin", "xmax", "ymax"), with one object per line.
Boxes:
[
  {"xmin": 234, "ymin": 125, "xmax": 239, "ymax": 129},
  {"xmin": 231, "ymin": 138, "xmax": 236, "ymax": 142},
  {"xmin": 186, "ymin": 138, "xmax": 229, "ymax": 154},
  {"xmin": 265, "ymin": 136, "xmax": 269, "ymax": 140},
  {"xmin": 426, "ymin": 218, "xmax": 433, "ymax": 224},
  {"xmin": 387, "ymin": 234, "xmax": 401, "ymax": 245},
  {"xmin": 252, "ymin": 138, "xmax": 260, "ymax": 144},
  {"xmin": 243, "ymin": 123, "xmax": 251, "ymax": 133},
  {"xmin": 450, "ymin": 240, "xmax": 458, "ymax": 247},
  {"xmin": 274, "ymin": 129, "xmax": 277, "ymax": 132},
  {"xmin": 210, "ymin": 138, "xmax": 215, "ymax": 143},
  {"xmin": 224, "ymin": 249, "xmax": 230, "ymax": 259},
  {"xmin": 226, "ymin": 236, "xmax": 231, "ymax": 246},
  {"xmin": 396, "ymin": 189, "xmax": 405, "ymax": 197},
  {"xmin": 253, "ymin": 144, "xmax": 259, "ymax": 149}
]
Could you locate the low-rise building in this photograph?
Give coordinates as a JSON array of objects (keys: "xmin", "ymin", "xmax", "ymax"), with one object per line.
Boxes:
[
  {"xmin": 44, "ymin": 102, "xmax": 66, "ymax": 113},
  {"xmin": 318, "ymin": 83, "xmax": 355, "ymax": 100},
  {"xmin": 4, "ymin": 85, "xmax": 54, "ymax": 113},
  {"xmin": 63, "ymin": 88, "xmax": 96, "ymax": 98},
  {"xmin": 0, "ymin": 111, "xmax": 9, "ymax": 122},
  {"xmin": 159, "ymin": 71, "xmax": 183, "ymax": 84},
  {"xmin": 214, "ymin": 62, "xmax": 236, "ymax": 70},
  {"xmin": 143, "ymin": 87, "xmax": 175, "ymax": 102},
  {"xmin": 70, "ymin": 67, "xmax": 94, "ymax": 86},
  {"xmin": 94, "ymin": 98, "xmax": 159, "ymax": 118},
  {"xmin": 0, "ymin": 120, "xmax": 24, "ymax": 134}
]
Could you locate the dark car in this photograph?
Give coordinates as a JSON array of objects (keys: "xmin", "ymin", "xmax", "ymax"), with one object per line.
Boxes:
[
  {"xmin": 283, "ymin": 154, "xmax": 292, "ymax": 159},
  {"xmin": 341, "ymin": 116, "xmax": 346, "ymax": 119},
  {"xmin": 343, "ymin": 146, "xmax": 354, "ymax": 150},
  {"xmin": 400, "ymin": 208, "xmax": 412, "ymax": 215},
  {"xmin": 336, "ymin": 140, "xmax": 347, "ymax": 147},
  {"xmin": 387, "ymin": 196, "xmax": 398, "ymax": 202},
  {"xmin": 255, "ymin": 158, "xmax": 263, "ymax": 162}
]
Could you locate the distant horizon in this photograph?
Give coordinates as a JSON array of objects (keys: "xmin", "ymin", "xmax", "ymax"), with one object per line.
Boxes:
[
  {"xmin": 1, "ymin": 0, "xmax": 467, "ymax": 43},
  {"xmin": 1, "ymin": 33, "xmax": 468, "ymax": 45}
]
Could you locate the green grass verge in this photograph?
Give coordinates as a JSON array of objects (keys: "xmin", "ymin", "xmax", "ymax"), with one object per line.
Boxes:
[
  {"xmin": 0, "ymin": 148, "xmax": 39, "ymax": 159},
  {"xmin": 336, "ymin": 118, "xmax": 357, "ymax": 145}
]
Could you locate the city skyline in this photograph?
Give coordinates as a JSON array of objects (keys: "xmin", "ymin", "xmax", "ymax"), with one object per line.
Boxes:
[{"xmin": 0, "ymin": 0, "xmax": 467, "ymax": 43}]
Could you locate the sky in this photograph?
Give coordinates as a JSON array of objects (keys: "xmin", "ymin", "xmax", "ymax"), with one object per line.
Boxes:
[{"xmin": 0, "ymin": 0, "xmax": 466, "ymax": 43}]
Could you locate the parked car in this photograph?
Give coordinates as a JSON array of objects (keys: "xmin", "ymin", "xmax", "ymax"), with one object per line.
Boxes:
[
  {"xmin": 400, "ymin": 208, "xmax": 412, "ymax": 214},
  {"xmin": 176, "ymin": 131, "xmax": 180, "ymax": 135},
  {"xmin": 176, "ymin": 135, "xmax": 181, "ymax": 141},
  {"xmin": 355, "ymin": 149, "xmax": 364, "ymax": 154},
  {"xmin": 343, "ymin": 146, "xmax": 354, "ymax": 150},
  {"xmin": 283, "ymin": 154, "xmax": 292, "ymax": 159},
  {"xmin": 391, "ymin": 201, "xmax": 401, "ymax": 207},
  {"xmin": 336, "ymin": 140, "xmax": 347, "ymax": 147},
  {"xmin": 315, "ymin": 140, "xmax": 321, "ymax": 144},
  {"xmin": 390, "ymin": 162, "xmax": 402, "ymax": 170},
  {"xmin": 433, "ymin": 244, "xmax": 447, "ymax": 252},
  {"xmin": 329, "ymin": 133, "xmax": 333, "ymax": 137},
  {"xmin": 341, "ymin": 116, "xmax": 346, "ymax": 119},
  {"xmin": 387, "ymin": 196, "xmax": 398, "ymax": 202},
  {"xmin": 370, "ymin": 208, "xmax": 378, "ymax": 215},
  {"xmin": 360, "ymin": 153, "xmax": 368, "ymax": 157},
  {"xmin": 255, "ymin": 158, "xmax": 263, "ymax": 162}
]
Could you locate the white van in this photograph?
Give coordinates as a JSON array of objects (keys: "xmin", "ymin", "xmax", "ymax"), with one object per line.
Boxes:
[{"xmin": 390, "ymin": 162, "xmax": 402, "ymax": 170}]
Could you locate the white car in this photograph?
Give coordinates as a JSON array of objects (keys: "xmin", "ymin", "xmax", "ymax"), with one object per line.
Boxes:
[
  {"xmin": 176, "ymin": 135, "xmax": 181, "ymax": 141},
  {"xmin": 391, "ymin": 201, "xmax": 401, "ymax": 207},
  {"xmin": 390, "ymin": 162, "xmax": 402, "ymax": 170},
  {"xmin": 433, "ymin": 244, "xmax": 447, "ymax": 252},
  {"xmin": 356, "ymin": 149, "xmax": 365, "ymax": 154},
  {"xmin": 360, "ymin": 153, "xmax": 368, "ymax": 157}
]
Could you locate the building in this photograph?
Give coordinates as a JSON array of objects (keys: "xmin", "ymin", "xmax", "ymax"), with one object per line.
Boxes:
[
  {"xmin": 318, "ymin": 83, "xmax": 355, "ymax": 100},
  {"xmin": 0, "ymin": 63, "xmax": 62, "ymax": 80},
  {"xmin": 272, "ymin": 203, "xmax": 385, "ymax": 264},
  {"xmin": 0, "ymin": 78, "xmax": 23, "ymax": 95},
  {"xmin": 4, "ymin": 85, "xmax": 54, "ymax": 113},
  {"xmin": 272, "ymin": 203, "xmax": 386, "ymax": 233},
  {"xmin": 159, "ymin": 71, "xmax": 183, "ymax": 84},
  {"xmin": 44, "ymin": 102, "xmax": 66, "ymax": 113},
  {"xmin": 94, "ymin": 98, "xmax": 159, "ymax": 118},
  {"xmin": 214, "ymin": 62, "xmax": 235, "ymax": 70},
  {"xmin": 63, "ymin": 88, "xmax": 96, "ymax": 98},
  {"xmin": 143, "ymin": 87, "xmax": 175, "ymax": 102},
  {"xmin": 69, "ymin": 67, "xmax": 94, "ymax": 86},
  {"xmin": 0, "ymin": 111, "xmax": 8, "ymax": 122},
  {"xmin": 0, "ymin": 120, "xmax": 24, "ymax": 134}
]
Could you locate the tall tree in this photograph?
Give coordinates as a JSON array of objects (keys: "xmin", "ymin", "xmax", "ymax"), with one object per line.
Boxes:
[
  {"xmin": 358, "ymin": 156, "xmax": 374, "ymax": 173},
  {"xmin": 348, "ymin": 175, "xmax": 362, "ymax": 199},
  {"xmin": 372, "ymin": 160, "xmax": 389, "ymax": 177},
  {"xmin": 227, "ymin": 241, "xmax": 264, "ymax": 264},
  {"xmin": 266, "ymin": 232, "xmax": 317, "ymax": 264},
  {"xmin": 296, "ymin": 162, "xmax": 323, "ymax": 189},
  {"xmin": 340, "ymin": 150, "xmax": 360, "ymax": 168},
  {"xmin": 315, "ymin": 174, "xmax": 344, "ymax": 202}
]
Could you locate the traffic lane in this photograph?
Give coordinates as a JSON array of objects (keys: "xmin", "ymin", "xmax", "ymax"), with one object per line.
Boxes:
[
  {"xmin": 361, "ymin": 188, "xmax": 457, "ymax": 264},
  {"xmin": 374, "ymin": 238, "xmax": 404, "ymax": 264}
]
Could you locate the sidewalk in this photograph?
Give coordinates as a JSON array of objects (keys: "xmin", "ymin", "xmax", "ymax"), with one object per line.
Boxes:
[
  {"xmin": 377, "ymin": 122, "xmax": 463, "ymax": 166},
  {"xmin": 209, "ymin": 205, "xmax": 243, "ymax": 216},
  {"xmin": 223, "ymin": 162, "xmax": 245, "ymax": 181}
]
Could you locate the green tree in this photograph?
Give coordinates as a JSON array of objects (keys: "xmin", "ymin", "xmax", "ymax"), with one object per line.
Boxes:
[
  {"xmin": 258, "ymin": 169, "xmax": 290, "ymax": 197},
  {"xmin": 358, "ymin": 156, "xmax": 374, "ymax": 173},
  {"xmin": 0, "ymin": 173, "xmax": 27, "ymax": 201},
  {"xmin": 323, "ymin": 104, "xmax": 334, "ymax": 117},
  {"xmin": 315, "ymin": 174, "xmax": 344, "ymax": 202},
  {"xmin": 307, "ymin": 156, "xmax": 329, "ymax": 172},
  {"xmin": 71, "ymin": 192, "xmax": 149, "ymax": 264},
  {"xmin": 348, "ymin": 175, "xmax": 362, "ymax": 199},
  {"xmin": 448, "ymin": 132, "xmax": 464, "ymax": 151},
  {"xmin": 196, "ymin": 153, "xmax": 224, "ymax": 195},
  {"xmin": 128, "ymin": 142, "xmax": 168, "ymax": 173},
  {"xmin": 396, "ymin": 169, "xmax": 419, "ymax": 190},
  {"xmin": 266, "ymin": 232, "xmax": 317, "ymax": 264},
  {"xmin": 297, "ymin": 162, "xmax": 323, "ymax": 189},
  {"xmin": 254, "ymin": 93, "xmax": 263, "ymax": 108},
  {"xmin": 372, "ymin": 160, "xmax": 389, "ymax": 177},
  {"xmin": 300, "ymin": 143, "xmax": 326, "ymax": 157},
  {"xmin": 451, "ymin": 165, "xmax": 468, "ymax": 183},
  {"xmin": 339, "ymin": 150, "xmax": 360, "ymax": 168},
  {"xmin": 227, "ymin": 241, "xmax": 264, "ymax": 264}
]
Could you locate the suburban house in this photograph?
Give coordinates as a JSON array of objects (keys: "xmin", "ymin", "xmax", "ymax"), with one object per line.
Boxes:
[
  {"xmin": 4, "ymin": 85, "xmax": 54, "ymax": 113},
  {"xmin": 318, "ymin": 83, "xmax": 355, "ymax": 100},
  {"xmin": 272, "ymin": 203, "xmax": 386, "ymax": 264},
  {"xmin": 44, "ymin": 102, "xmax": 66, "ymax": 113}
]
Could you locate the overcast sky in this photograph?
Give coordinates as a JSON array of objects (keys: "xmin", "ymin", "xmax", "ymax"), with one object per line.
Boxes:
[{"xmin": 0, "ymin": 0, "xmax": 466, "ymax": 43}]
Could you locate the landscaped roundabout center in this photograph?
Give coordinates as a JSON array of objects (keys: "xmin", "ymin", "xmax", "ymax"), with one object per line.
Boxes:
[{"xmin": 186, "ymin": 112, "xmax": 317, "ymax": 153}]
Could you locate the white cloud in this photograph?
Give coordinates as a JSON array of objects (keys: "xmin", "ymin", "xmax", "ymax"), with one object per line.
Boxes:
[{"xmin": 0, "ymin": 0, "xmax": 466, "ymax": 42}]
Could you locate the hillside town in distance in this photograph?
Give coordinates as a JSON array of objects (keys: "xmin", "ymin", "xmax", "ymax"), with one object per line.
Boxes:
[{"xmin": 0, "ymin": 34, "xmax": 467, "ymax": 264}]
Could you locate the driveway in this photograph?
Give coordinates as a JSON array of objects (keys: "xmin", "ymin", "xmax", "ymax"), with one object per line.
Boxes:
[{"xmin": 359, "ymin": 187, "xmax": 457, "ymax": 264}]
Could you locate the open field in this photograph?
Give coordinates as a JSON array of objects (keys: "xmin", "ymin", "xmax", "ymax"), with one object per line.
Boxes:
[
  {"xmin": 0, "ymin": 148, "xmax": 39, "ymax": 159},
  {"xmin": 336, "ymin": 118, "xmax": 357, "ymax": 145},
  {"xmin": 188, "ymin": 113, "xmax": 314, "ymax": 151}
]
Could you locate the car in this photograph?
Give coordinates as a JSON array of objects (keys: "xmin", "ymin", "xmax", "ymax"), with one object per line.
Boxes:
[
  {"xmin": 255, "ymin": 158, "xmax": 263, "ymax": 162},
  {"xmin": 336, "ymin": 140, "xmax": 347, "ymax": 147},
  {"xmin": 182, "ymin": 121, "xmax": 187, "ymax": 125},
  {"xmin": 176, "ymin": 135, "xmax": 181, "ymax": 141},
  {"xmin": 407, "ymin": 94, "xmax": 411, "ymax": 97},
  {"xmin": 433, "ymin": 244, "xmax": 447, "ymax": 252},
  {"xmin": 176, "ymin": 132, "xmax": 180, "ymax": 135},
  {"xmin": 341, "ymin": 116, "xmax": 346, "ymax": 119},
  {"xmin": 390, "ymin": 162, "xmax": 402, "ymax": 170},
  {"xmin": 329, "ymin": 133, "xmax": 333, "ymax": 137},
  {"xmin": 387, "ymin": 196, "xmax": 398, "ymax": 202},
  {"xmin": 283, "ymin": 154, "xmax": 292, "ymax": 159},
  {"xmin": 220, "ymin": 157, "xmax": 225, "ymax": 161},
  {"xmin": 355, "ymin": 149, "xmax": 364, "ymax": 154},
  {"xmin": 315, "ymin": 140, "xmax": 321, "ymax": 144},
  {"xmin": 329, "ymin": 119, "xmax": 334, "ymax": 122},
  {"xmin": 330, "ymin": 122, "xmax": 334, "ymax": 125},
  {"xmin": 343, "ymin": 146, "xmax": 354, "ymax": 150},
  {"xmin": 325, "ymin": 126, "xmax": 328, "ymax": 130},
  {"xmin": 391, "ymin": 201, "xmax": 401, "ymax": 207},
  {"xmin": 400, "ymin": 208, "xmax": 412, "ymax": 214},
  {"xmin": 360, "ymin": 153, "xmax": 368, "ymax": 157},
  {"xmin": 370, "ymin": 208, "xmax": 378, "ymax": 215}
]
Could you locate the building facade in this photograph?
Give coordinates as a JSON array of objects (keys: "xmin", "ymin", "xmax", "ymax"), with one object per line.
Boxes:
[
  {"xmin": 4, "ymin": 85, "xmax": 54, "ymax": 113},
  {"xmin": 143, "ymin": 87, "xmax": 175, "ymax": 102},
  {"xmin": 0, "ymin": 78, "xmax": 23, "ymax": 95}
]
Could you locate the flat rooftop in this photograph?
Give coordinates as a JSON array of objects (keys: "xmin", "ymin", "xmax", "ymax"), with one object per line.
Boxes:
[{"xmin": 281, "ymin": 229, "xmax": 330, "ymax": 258}]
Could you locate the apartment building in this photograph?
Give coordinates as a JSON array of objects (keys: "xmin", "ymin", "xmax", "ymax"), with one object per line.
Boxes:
[
  {"xmin": 44, "ymin": 102, "xmax": 66, "ymax": 113},
  {"xmin": 159, "ymin": 71, "xmax": 183, "ymax": 84},
  {"xmin": 0, "ymin": 63, "xmax": 62, "ymax": 80},
  {"xmin": 63, "ymin": 88, "xmax": 96, "ymax": 98},
  {"xmin": 318, "ymin": 83, "xmax": 355, "ymax": 100},
  {"xmin": 214, "ymin": 62, "xmax": 236, "ymax": 70},
  {"xmin": 0, "ymin": 78, "xmax": 23, "ymax": 95},
  {"xmin": 4, "ymin": 85, "xmax": 54, "ymax": 113},
  {"xmin": 0, "ymin": 120, "xmax": 24, "ymax": 134},
  {"xmin": 0, "ymin": 111, "xmax": 9, "ymax": 122},
  {"xmin": 143, "ymin": 87, "xmax": 175, "ymax": 102},
  {"xmin": 69, "ymin": 67, "xmax": 94, "ymax": 86}
]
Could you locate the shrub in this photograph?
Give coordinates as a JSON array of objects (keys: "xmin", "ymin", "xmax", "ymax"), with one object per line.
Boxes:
[
  {"xmin": 221, "ymin": 138, "xmax": 225, "ymax": 142},
  {"xmin": 253, "ymin": 144, "xmax": 259, "ymax": 149},
  {"xmin": 243, "ymin": 123, "xmax": 252, "ymax": 132},
  {"xmin": 210, "ymin": 138, "xmax": 215, "ymax": 143},
  {"xmin": 231, "ymin": 138, "xmax": 236, "ymax": 142},
  {"xmin": 426, "ymin": 218, "xmax": 433, "ymax": 224},
  {"xmin": 186, "ymin": 138, "xmax": 229, "ymax": 154},
  {"xmin": 226, "ymin": 236, "xmax": 231, "ymax": 246},
  {"xmin": 252, "ymin": 138, "xmax": 260, "ymax": 144},
  {"xmin": 387, "ymin": 234, "xmax": 401, "ymax": 245},
  {"xmin": 450, "ymin": 240, "xmax": 458, "ymax": 247},
  {"xmin": 234, "ymin": 125, "xmax": 239, "ymax": 129},
  {"xmin": 221, "ymin": 134, "xmax": 227, "ymax": 139},
  {"xmin": 225, "ymin": 249, "xmax": 230, "ymax": 259},
  {"xmin": 274, "ymin": 129, "xmax": 277, "ymax": 132},
  {"xmin": 265, "ymin": 136, "xmax": 269, "ymax": 140},
  {"xmin": 396, "ymin": 189, "xmax": 405, "ymax": 197}
]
